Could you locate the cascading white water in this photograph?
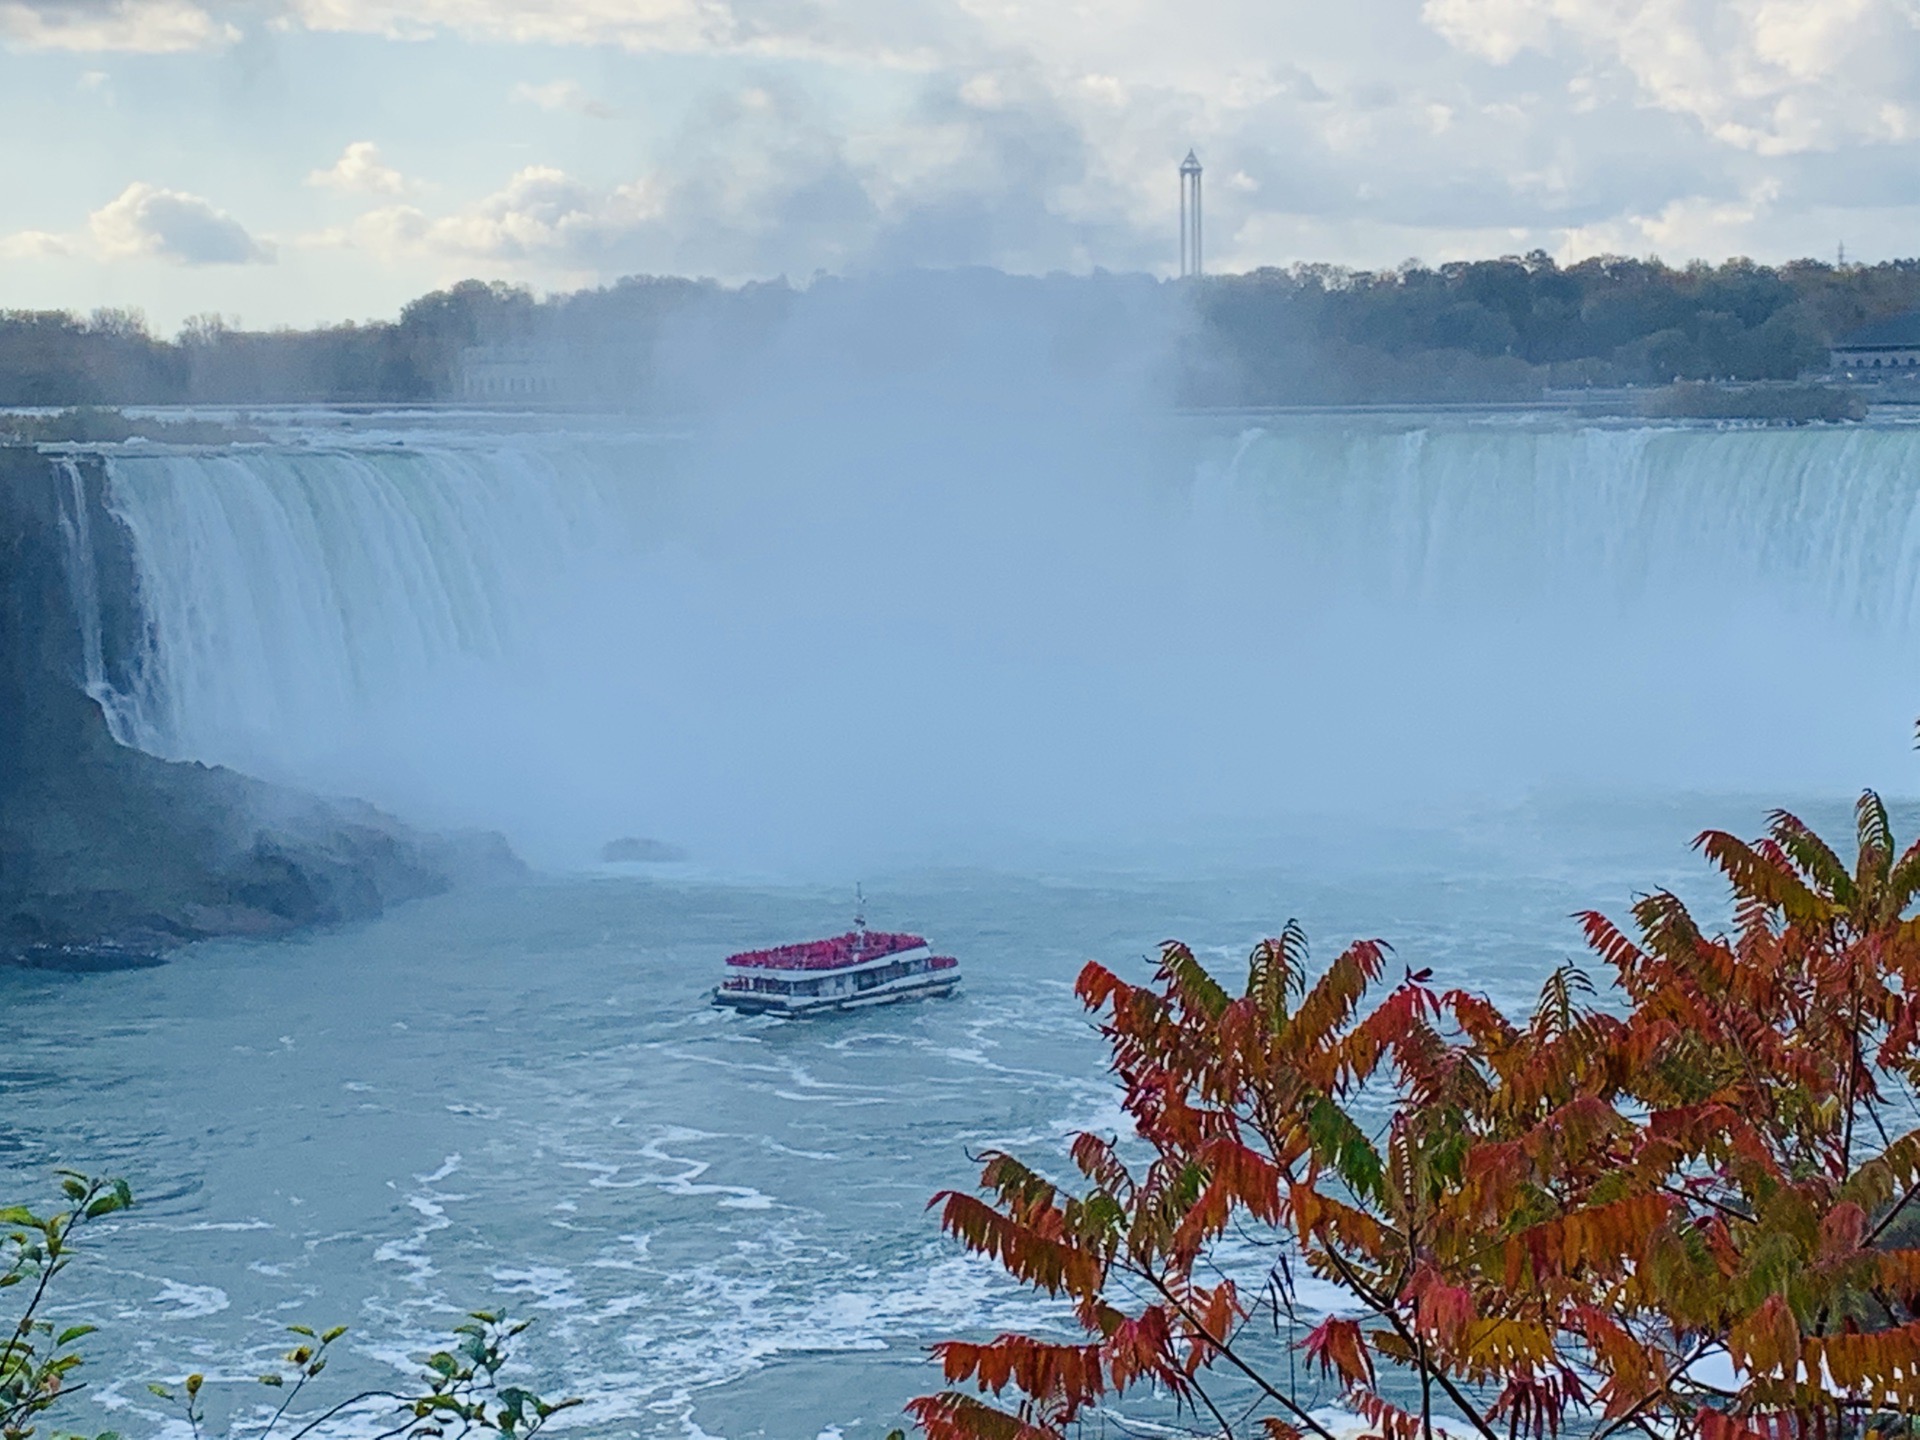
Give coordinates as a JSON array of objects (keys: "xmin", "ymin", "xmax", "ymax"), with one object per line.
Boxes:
[
  {"xmin": 1211, "ymin": 420, "xmax": 1920, "ymax": 624},
  {"xmin": 1179, "ymin": 416, "xmax": 1920, "ymax": 818},
  {"xmin": 80, "ymin": 413, "xmax": 1920, "ymax": 869},
  {"xmin": 97, "ymin": 435, "xmax": 663, "ymax": 771},
  {"xmin": 53, "ymin": 456, "xmax": 110, "ymax": 711}
]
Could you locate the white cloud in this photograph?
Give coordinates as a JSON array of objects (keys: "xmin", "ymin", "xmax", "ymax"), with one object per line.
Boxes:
[
  {"xmin": 306, "ymin": 141, "xmax": 411, "ymax": 196},
  {"xmin": 0, "ymin": 0, "xmax": 236, "ymax": 51},
  {"xmin": 89, "ymin": 183, "xmax": 274, "ymax": 264},
  {"xmin": 1558, "ymin": 180, "xmax": 1785, "ymax": 260},
  {"xmin": 0, "ymin": 230, "xmax": 72, "ymax": 259},
  {"xmin": 330, "ymin": 73, "xmax": 1172, "ymax": 281},
  {"xmin": 510, "ymin": 78, "xmax": 615, "ymax": 118},
  {"xmin": 1422, "ymin": 0, "xmax": 1920, "ymax": 154},
  {"xmin": 350, "ymin": 165, "xmax": 664, "ymax": 263},
  {"xmin": 279, "ymin": 0, "xmax": 945, "ymax": 67},
  {"xmin": 17, "ymin": 0, "xmax": 1920, "ymax": 318}
]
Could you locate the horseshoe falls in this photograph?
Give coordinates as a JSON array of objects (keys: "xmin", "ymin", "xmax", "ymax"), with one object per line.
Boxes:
[
  {"xmin": 82, "ymin": 413, "xmax": 1920, "ymax": 870},
  {"xmin": 18, "ymin": 408, "xmax": 1920, "ymax": 1440}
]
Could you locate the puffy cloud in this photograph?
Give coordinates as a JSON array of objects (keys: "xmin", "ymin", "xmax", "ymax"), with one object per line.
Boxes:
[
  {"xmin": 1557, "ymin": 180, "xmax": 1785, "ymax": 260},
  {"xmin": 0, "ymin": 230, "xmax": 72, "ymax": 259},
  {"xmin": 510, "ymin": 78, "xmax": 616, "ymax": 117},
  {"xmin": 350, "ymin": 165, "xmax": 663, "ymax": 264},
  {"xmin": 306, "ymin": 141, "xmax": 411, "ymax": 196},
  {"xmin": 340, "ymin": 75, "xmax": 1153, "ymax": 279},
  {"xmin": 0, "ymin": 0, "xmax": 235, "ymax": 51},
  {"xmin": 20, "ymin": 0, "xmax": 1919, "ymax": 301},
  {"xmin": 316, "ymin": 47, "xmax": 1719, "ymax": 288},
  {"xmin": 89, "ymin": 183, "xmax": 274, "ymax": 264},
  {"xmin": 1422, "ymin": 0, "xmax": 1920, "ymax": 154}
]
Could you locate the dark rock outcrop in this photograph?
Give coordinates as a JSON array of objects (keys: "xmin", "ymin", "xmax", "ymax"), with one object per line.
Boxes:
[{"xmin": 0, "ymin": 445, "xmax": 519, "ymax": 956}]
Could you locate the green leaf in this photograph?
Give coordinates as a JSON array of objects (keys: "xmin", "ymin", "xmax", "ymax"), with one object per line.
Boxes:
[
  {"xmin": 258, "ymin": 1374, "xmax": 284, "ymax": 1387},
  {"xmin": 320, "ymin": 1325, "xmax": 347, "ymax": 1344},
  {"xmin": 1306, "ymin": 1095, "xmax": 1384, "ymax": 1201},
  {"xmin": 1160, "ymin": 943, "xmax": 1230, "ymax": 1019},
  {"xmin": 147, "ymin": 1384, "xmax": 173, "ymax": 1400},
  {"xmin": 285, "ymin": 1325, "xmax": 315, "ymax": 1338},
  {"xmin": 0, "ymin": 1208, "xmax": 37, "ymax": 1227},
  {"xmin": 55, "ymin": 1327, "xmax": 96, "ymax": 1347}
]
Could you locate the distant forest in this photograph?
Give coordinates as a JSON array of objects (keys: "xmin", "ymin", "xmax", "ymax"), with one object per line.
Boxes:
[{"xmin": 5, "ymin": 253, "xmax": 1919, "ymax": 408}]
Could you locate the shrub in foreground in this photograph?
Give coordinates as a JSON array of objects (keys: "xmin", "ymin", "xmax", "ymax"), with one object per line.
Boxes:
[
  {"xmin": 917, "ymin": 792, "xmax": 1920, "ymax": 1440},
  {"xmin": 2, "ymin": 1174, "xmax": 576, "ymax": 1440}
]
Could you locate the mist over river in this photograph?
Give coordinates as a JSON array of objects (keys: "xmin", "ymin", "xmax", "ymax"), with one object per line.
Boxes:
[{"xmin": 10, "ymin": 401, "xmax": 1920, "ymax": 1437}]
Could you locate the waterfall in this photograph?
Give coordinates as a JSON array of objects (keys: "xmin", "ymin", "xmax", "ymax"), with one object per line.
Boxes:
[
  {"xmin": 53, "ymin": 457, "xmax": 110, "ymax": 713},
  {"xmin": 75, "ymin": 415, "xmax": 1920, "ymax": 866},
  {"xmin": 1208, "ymin": 420, "xmax": 1920, "ymax": 627},
  {"xmin": 95, "ymin": 436, "xmax": 654, "ymax": 781}
]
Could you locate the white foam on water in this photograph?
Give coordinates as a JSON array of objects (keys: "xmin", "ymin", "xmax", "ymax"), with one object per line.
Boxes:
[
  {"xmin": 490, "ymin": 1263, "xmax": 586, "ymax": 1310},
  {"xmin": 372, "ymin": 1159, "xmax": 467, "ymax": 1287},
  {"xmin": 143, "ymin": 1279, "xmax": 232, "ymax": 1319},
  {"xmin": 167, "ymin": 1220, "xmax": 275, "ymax": 1233}
]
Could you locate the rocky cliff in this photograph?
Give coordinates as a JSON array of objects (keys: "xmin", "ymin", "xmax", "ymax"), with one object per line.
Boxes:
[{"xmin": 0, "ymin": 445, "xmax": 517, "ymax": 957}]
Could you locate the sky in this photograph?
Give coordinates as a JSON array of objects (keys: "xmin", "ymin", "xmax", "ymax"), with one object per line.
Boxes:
[{"xmin": 5, "ymin": 0, "xmax": 1920, "ymax": 328}]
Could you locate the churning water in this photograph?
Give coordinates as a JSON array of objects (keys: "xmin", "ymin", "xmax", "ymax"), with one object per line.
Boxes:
[
  {"xmin": 10, "ymin": 408, "xmax": 1920, "ymax": 1437},
  {"xmin": 0, "ymin": 807, "xmax": 1758, "ymax": 1440}
]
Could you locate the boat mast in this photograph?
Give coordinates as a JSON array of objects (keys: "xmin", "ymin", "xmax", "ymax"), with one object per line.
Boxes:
[{"xmin": 853, "ymin": 883, "xmax": 867, "ymax": 935}]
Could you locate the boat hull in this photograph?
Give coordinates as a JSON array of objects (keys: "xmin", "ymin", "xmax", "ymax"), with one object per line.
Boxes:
[{"xmin": 712, "ymin": 971, "xmax": 961, "ymax": 1016}]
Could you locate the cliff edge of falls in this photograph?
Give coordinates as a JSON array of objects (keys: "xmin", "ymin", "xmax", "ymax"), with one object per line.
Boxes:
[{"xmin": 0, "ymin": 445, "xmax": 520, "ymax": 958}]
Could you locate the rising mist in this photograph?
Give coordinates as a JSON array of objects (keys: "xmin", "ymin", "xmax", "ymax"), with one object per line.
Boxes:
[{"xmin": 80, "ymin": 270, "xmax": 1920, "ymax": 873}]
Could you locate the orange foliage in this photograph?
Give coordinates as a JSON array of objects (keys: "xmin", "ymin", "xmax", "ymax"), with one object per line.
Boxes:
[{"xmin": 914, "ymin": 793, "xmax": 1920, "ymax": 1440}]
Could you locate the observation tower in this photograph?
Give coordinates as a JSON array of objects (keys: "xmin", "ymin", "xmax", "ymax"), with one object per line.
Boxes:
[{"xmin": 1179, "ymin": 150, "xmax": 1203, "ymax": 278}]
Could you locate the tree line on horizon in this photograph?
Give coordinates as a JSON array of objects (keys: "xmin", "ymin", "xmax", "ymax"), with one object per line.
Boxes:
[{"xmin": 4, "ymin": 253, "xmax": 1919, "ymax": 409}]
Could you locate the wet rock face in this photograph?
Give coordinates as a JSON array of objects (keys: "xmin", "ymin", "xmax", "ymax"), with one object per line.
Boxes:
[{"xmin": 0, "ymin": 446, "xmax": 519, "ymax": 957}]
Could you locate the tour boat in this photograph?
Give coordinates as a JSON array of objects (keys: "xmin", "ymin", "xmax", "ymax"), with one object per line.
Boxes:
[{"xmin": 712, "ymin": 897, "xmax": 960, "ymax": 1016}]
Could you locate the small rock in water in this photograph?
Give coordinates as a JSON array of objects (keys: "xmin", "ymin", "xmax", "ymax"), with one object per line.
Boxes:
[{"xmin": 599, "ymin": 836, "xmax": 688, "ymax": 864}]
